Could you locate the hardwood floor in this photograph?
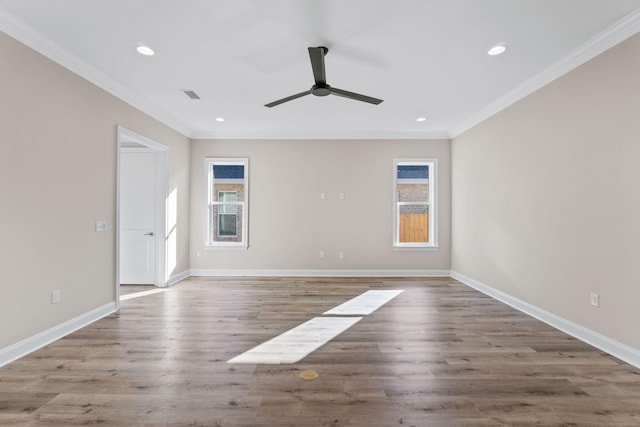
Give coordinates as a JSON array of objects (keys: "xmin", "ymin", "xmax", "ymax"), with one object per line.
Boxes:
[{"xmin": 1, "ymin": 277, "xmax": 639, "ymax": 426}]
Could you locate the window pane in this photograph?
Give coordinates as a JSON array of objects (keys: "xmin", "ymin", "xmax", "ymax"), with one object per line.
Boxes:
[
  {"xmin": 397, "ymin": 165, "xmax": 429, "ymax": 203},
  {"xmin": 219, "ymin": 191, "xmax": 238, "ymax": 202},
  {"xmin": 218, "ymin": 214, "xmax": 237, "ymax": 236},
  {"xmin": 397, "ymin": 165, "xmax": 428, "ymax": 180},
  {"xmin": 397, "ymin": 182, "xmax": 428, "ymax": 203},
  {"xmin": 219, "ymin": 203, "xmax": 237, "ymax": 214},
  {"xmin": 213, "ymin": 165, "xmax": 245, "ymax": 179},
  {"xmin": 218, "ymin": 191, "xmax": 238, "ymax": 214},
  {"xmin": 399, "ymin": 205, "xmax": 428, "ymax": 243}
]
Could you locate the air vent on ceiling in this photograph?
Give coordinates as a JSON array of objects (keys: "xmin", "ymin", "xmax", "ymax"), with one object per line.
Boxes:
[{"xmin": 181, "ymin": 89, "xmax": 201, "ymax": 100}]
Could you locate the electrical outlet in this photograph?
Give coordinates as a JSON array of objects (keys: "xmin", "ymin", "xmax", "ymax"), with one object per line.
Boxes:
[
  {"xmin": 320, "ymin": 250, "xmax": 325, "ymax": 258},
  {"xmin": 590, "ymin": 292, "xmax": 599, "ymax": 307},
  {"xmin": 51, "ymin": 290, "xmax": 61, "ymax": 304},
  {"xmin": 95, "ymin": 220, "xmax": 107, "ymax": 232}
]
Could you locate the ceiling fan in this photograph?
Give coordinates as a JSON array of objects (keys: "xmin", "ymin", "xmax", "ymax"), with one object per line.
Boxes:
[{"xmin": 265, "ymin": 46, "xmax": 384, "ymax": 108}]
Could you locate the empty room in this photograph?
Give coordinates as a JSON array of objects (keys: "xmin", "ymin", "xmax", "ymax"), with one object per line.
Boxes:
[{"xmin": 1, "ymin": 1, "xmax": 640, "ymax": 425}]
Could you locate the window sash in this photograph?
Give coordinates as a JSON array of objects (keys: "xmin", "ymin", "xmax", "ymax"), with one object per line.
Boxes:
[
  {"xmin": 396, "ymin": 203, "xmax": 429, "ymax": 245},
  {"xmin": 208, "ymin": 201, "xmax": 246, "ymax": 244}
]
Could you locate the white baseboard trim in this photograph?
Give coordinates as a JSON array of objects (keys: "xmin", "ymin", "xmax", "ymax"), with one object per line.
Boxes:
[
  {"xmin": 167, "ymin": 269, "xmax": 190, "ymax": 286},
  {"xmin": 0, "ymin": 302, "xmax": 117, "ymax": 368},
  {"xmin": 189, "ymin": 269, "xmax": 452, "ymax": 278},
  {"xmin": 451, "ymin": 270, "xmax": 640, "ymax": 369}
]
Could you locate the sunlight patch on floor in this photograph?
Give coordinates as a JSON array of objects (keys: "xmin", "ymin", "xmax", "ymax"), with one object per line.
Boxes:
[
  {"xmin": 120, "ymin": 288, "xmax": 173, "ymax": 301},
  {"xmin": 227, "ymin": 289, "xmax": 404, "ymax": 364}
]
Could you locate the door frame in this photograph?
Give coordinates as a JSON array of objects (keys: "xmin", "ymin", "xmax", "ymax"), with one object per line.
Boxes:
[{"xmin": 116, "ymin": 126, "xmax": 169, "ymax": 306}]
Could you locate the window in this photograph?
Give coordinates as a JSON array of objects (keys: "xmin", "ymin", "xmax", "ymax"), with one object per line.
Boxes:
[
  {"xmin": 205, "ymin": 158, "xmax": 248, "ymax": 248},
  {"xmin": 393, "ymin": 159, "xmax": 437, "ymax": 249}
]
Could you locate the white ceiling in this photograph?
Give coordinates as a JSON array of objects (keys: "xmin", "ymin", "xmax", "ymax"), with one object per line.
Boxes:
[{"xmin": 1, "ymin": 0, "xmax": 640, "ymax": 139}]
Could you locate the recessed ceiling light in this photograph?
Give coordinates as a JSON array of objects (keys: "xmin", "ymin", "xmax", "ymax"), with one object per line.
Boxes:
[
  {"xmin": 488, "ymin": 44, "xmax": 507, "ymax": 56},
  {"xmin": 136, "ymin": 45, "xmax": 154, "ymax": 56},
  {"xmin": 215, "ymin": 117, "xmax": 225, "ymax": 122},
  {"xmin": 416, "ymin": 117, "xmax": 426, "ymax": 122}
]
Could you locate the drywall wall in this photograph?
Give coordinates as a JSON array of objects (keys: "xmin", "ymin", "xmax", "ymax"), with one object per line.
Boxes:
[
  {"xmin": 452, "ymin": 33, "xmax": 640, "ymax": 351},
  {"xmin": 190, "ymin": 139, "xmax": 450, "ymax": 273},
  {"xmin": 0, "ymin": 32, "xmax": 190, "ymax": 349}
]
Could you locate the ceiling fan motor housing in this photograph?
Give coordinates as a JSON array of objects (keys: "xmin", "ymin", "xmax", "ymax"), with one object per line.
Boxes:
[{"xmin": 311, "ymin": 84, "xmax": 331, "ymax": 96}]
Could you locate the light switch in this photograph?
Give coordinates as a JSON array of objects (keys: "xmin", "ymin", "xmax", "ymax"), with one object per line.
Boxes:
[
  {"xmin": 95, "ymin": 221, "xmax": 107, "ymax": 232},
  {"xmin": 339, "ymin": 192, "xmax": 345, "ymax": 200}
]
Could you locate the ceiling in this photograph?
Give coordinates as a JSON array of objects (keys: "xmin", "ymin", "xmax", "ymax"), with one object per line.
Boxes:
[{"xmin": 1, "ymin": 0, "xmax": 640, "ymax": 139}]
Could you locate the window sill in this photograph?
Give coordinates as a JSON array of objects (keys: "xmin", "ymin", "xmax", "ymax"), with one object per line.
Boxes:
[
  {"xmin": 393, "ymin": 245, "xmax": 438, "ymax": 251},
  {"xmin": 204, "ymin": 245, "xmax": 248, "ymax": 251}
]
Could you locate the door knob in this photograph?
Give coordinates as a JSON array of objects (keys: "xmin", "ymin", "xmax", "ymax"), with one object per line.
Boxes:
[{"xmin": 144, "ymin": 232, "xmax": 154, "ymax": 236}]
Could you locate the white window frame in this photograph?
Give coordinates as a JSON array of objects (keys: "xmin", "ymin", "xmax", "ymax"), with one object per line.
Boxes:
[
  {"xmin": 205, "ymin": 158, "xmax": 249, "ymax": 249},
  {"xmin": 393, "ymin": 158, "xmax": 437, "ymax": 250}
]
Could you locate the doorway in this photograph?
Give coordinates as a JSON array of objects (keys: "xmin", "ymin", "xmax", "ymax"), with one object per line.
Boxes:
[{"xmin": 116, "ymin": 127, "xmax": 168, "ymax": 302}]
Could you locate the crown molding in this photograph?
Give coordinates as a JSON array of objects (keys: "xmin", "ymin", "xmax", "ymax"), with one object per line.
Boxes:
[
  {"xmin": 189, "ymin": 130, "xmax": 452, "ymax": 140},
  {"xmin": 0, "ymin": 9, "xmax": 193, "ymax": 137},
  {"xmin": 450, "ymin": 8, "xmax": 640, "ymax": 138}
]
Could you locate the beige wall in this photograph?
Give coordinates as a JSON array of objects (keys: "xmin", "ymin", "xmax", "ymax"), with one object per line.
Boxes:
[
  {"xmin": 190, "ymin": 139, "xmax": 450, "ymax": 271},
  {"xmin": 0, "ymin": 32, "xmax": 190, "ymax": 349},
  {"xmin": 452, "ymin": 34, "xmax": 640, "ymax": 351}
]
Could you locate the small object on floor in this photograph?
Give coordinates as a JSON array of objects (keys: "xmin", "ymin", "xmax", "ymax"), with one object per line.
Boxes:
[{"xmin": 300, "ymin": 369, "xmax": 319, "ymax": 381}]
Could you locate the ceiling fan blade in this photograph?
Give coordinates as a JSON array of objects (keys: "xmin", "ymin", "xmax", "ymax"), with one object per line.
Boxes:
[
  {"xmin": 330, "ymin": 87, "xmax": 384, "ymax": 105},
  {"xmin": 308, "ymin": 47, "xmax": 327, "ymax": 86},
  {"xmin": 265, "ymin": 90, "xmax": 311, "ymax": 107}
]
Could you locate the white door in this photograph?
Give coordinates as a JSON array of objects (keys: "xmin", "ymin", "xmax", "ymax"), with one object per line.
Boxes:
[{"xmin": 120, "ymin": 151, "xmax": 157, "ymax": 284}]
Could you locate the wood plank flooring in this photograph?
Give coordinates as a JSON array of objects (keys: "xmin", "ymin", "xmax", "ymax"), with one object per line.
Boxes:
[{"xmin": 1, "ymin": 277, "xmax": 640, "ymax": 426}]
